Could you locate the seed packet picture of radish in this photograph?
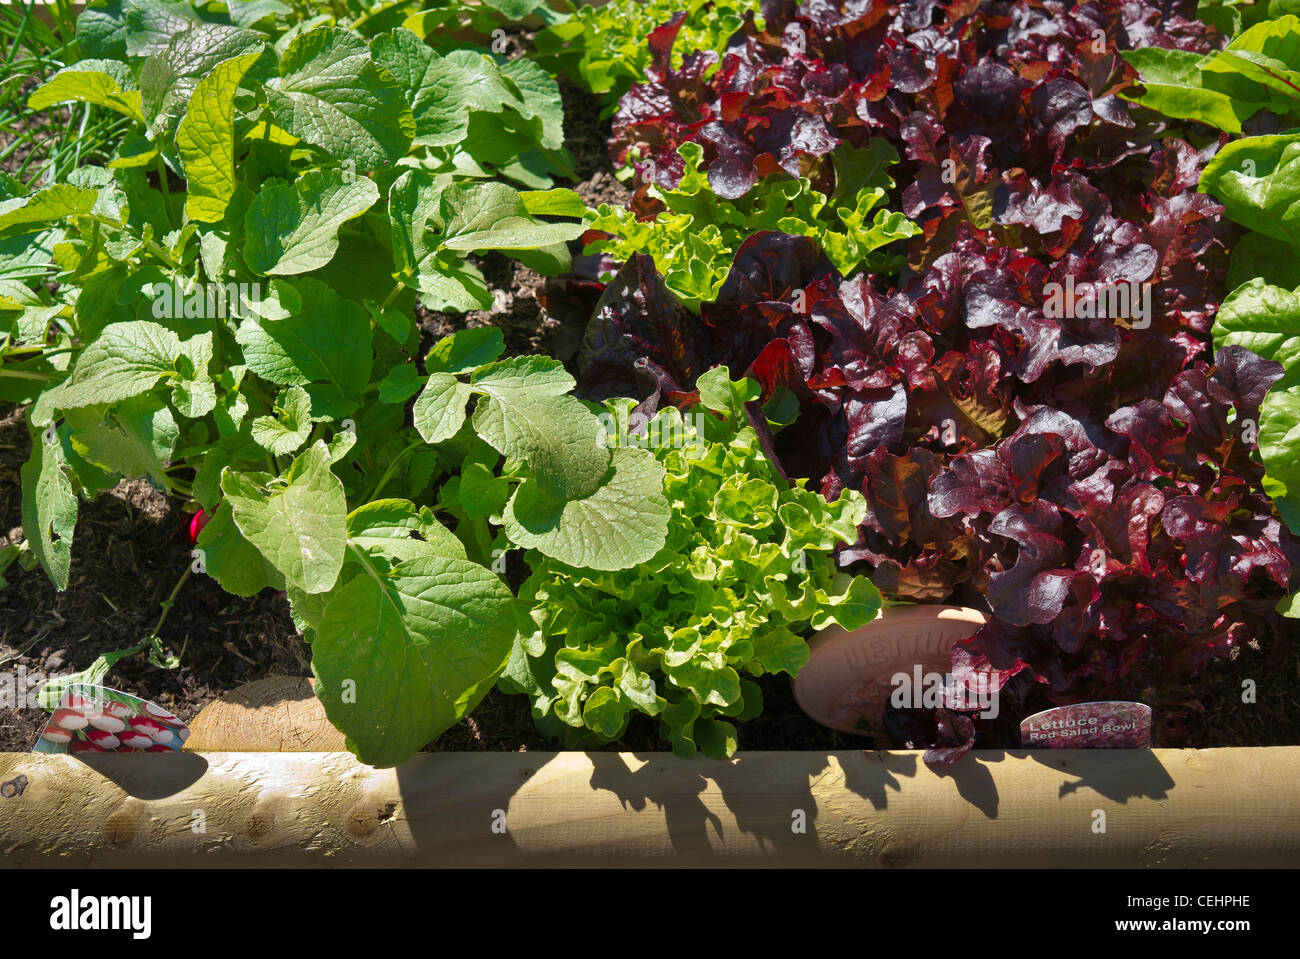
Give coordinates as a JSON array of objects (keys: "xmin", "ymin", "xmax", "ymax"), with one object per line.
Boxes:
[{"xmin": 34, "ymin": 685, "xmax": 190, "ymax": 754}]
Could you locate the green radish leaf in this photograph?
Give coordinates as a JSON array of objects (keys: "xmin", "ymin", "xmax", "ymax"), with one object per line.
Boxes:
[
  {"xmin": 438, "ymin": 181, "xmax": 583, "ymax": 251},
  {"xmin": 346, "ymin": 498, "xmax": 465, "ymax": 563},
  {"xmin": 412, "ymin": 372, "xmax": 472, "ymax": 444},
  {"xmin": 227, "ymin": 0, "xmax": 289, "ymax": 27},
  {"xmin": 287, "ymin": 583, "xmax": 328, "ymax": 634},
  {"xmin": 376, "ymin": 364, "xmax": 423, "ymax": 404},
  {"xmin": 172, "ymin": 330, "xmax": 217, "ymax": 418},
  {"xmin": 64, "ymin": 396, "xmax": 179, "ymax": 487},
  {"xmin": 520, "ymin": 188, "xmax": 588, "ymax": 219},
  {"xmin": 0, "ymin": 184, "xmax": 102, "ymax": 235},
  {"xmin": 387, "ymin": 168, "xmax": 442, "ymax": 278},
  {"xmin": 177, "ymin": 52, "xmax": 263, "ymax": 223},
  {"xmin": 194, "ymin": 500, "xmax": 285, "ymax": 597},
  {"xmin": 504, "ymin": 446, "xmax": 669, "ymax": 569},
  {"xmin": 76, "ymin": 0, "xmax": 202, "ymax": 59},
  {"xmin": 411, "ymin": 259, "xmax": 492, "ymax": 312},
  {"xmin": 312, "ymin": 554, "xmax": 519, "ymax": 767},
  {"xmin": 370, "ymin": 28, "xmax": 470, "ymax": 148},
  {"xmin": 471, "ymin": 355, "xmax": 610, "ymax": 500},
  {"xmin": 235, "ymin": 277, "xmax": 372, "ymax": 417},
  {"xmin": 243, "ymin": 169, "xmax": 379, "ymax": 276},
  {"xmin": 221, "ymin": 441, "xmax": 348, "ymax": 594},
  {"xmin": 45, "ymin": 320, "xmax": 183, "ymax": 410},
  {"xmin": 366, "ymin": 300, "xmax": 412, "ymax": 344},
  {"xmin": 138, "ymin": 23, "xmax": 268, "ymax": 136},
  {"xmin": 459, "ymin": 461, "xmax": 509, "ymax": 519},
  {"xmin": 500, "ymin": 58, "xmax": 564, "ymax": 151},
  {"xmin": 441, "ymin": 49, "xmax": 526, "ymax": 115},
  {"xmin": 424, "ymin": 327, "xmax": 505, "ymax": 375},
  {"xmin": 28, "ymin": 60, "xmax": 145, "ymax": 124},
  {"xmin": 250, "ymin": 384, "xmax": 314, "ymax": 455},
  {"xmin": 20, "ymin": 428, "xmax": 77, "ymax": 591},
  {"xmin": 266, "ymin": 26, "xmax": 415, "ymax": 168}
]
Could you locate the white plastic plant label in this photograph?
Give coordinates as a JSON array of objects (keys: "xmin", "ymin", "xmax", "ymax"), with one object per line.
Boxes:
[
  {"xmin": 1020, "ymin": 701, "xmax": 1151, "ymax": 748},
  {"xmin": 34, "ymin": 684, "xmax": 190, "ymax": 754}
]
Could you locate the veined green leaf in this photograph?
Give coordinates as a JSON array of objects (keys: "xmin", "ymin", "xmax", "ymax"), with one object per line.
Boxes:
[
  {"xmin": 266, "ymin": 26, "xmax": 415, "ymax": 167},
  {"xmin": 520, "ymin": 188, "xmax": 588, "ymax": 219},
  {"xmin": 234, "ymin": 277, "xmax": 372, "ymax": 418},
  {"xmin": 0, "ymin": 185, "xmax": 101, "ymax": 236},
  {"xmin": 471, "ymin": 355, "xmax": 610, "ymax": 500},
  {"xmin": 441, "ymin": 48, "xmax": 526, "ymax": 115},
  {"xmin": 194, "ymin": 500, "xmax": 285, "ymax": 597},
  {"xmin": 45, "ymin": 320, "xmax": 182, "ymax": 410},
  {"xmin": 64, "ymin": 396, "xmax": 179, "ymax": 487},
  {"xmin": 387, "ymin": 168, "xmax": 441, "ymax": 278},
  {"xmin": 500, "ymin": 57, "xmax": 564, "ymax": 151},
  {"xmin": 370, "ymin": 28, "xmax": 470, "ymax": 148},
  {"xmin": 221, "ymin": 441, "xmax": 348, "ymax": 595},
  {"xmin": 178, "ymin": 52, "xmax": 264, "ymax": 224},
  {"xmin": 28, "ymin": 60, "xmax": 145, "ymax": 125},
  {"xmin": 250, "ymin": 384, "xmax": 314, "ymax": 455},
  {"xmin": 459, "ymin": 462, "xmax": 510, "ymax": 520},
  {"xmin": 139, "ymin": 23, "xmax": 268, "ymax": 136},
  {"xmin": 244, "ymin": 169, "xmax": 379, "ymax": 275},
  {"xmin": 346, "ymin": 498, "xmax": 465, "ymax": 563},
  {"xmin": 504, "ymin": 447, "xmax": 669, "ymax": 569},
  {"xmin": 424, "ymin": 327, "xmax": 505, "ymax": 375},
  {"xmin": 437, "ymin": 181, "xmax": 583, "ymax": 251},
  {"xmin": 20, "ymin": 428, "xmax": 77, "ymax": 591},
  {"xmin": 76, "ymin": 0, "xmax": 202, "ymax": 59},
  {"xmin": 312, "ymin": 554, "xmax": 519, "ymax": 767},
  {"xmin": 412, "ymin": 372, "xmax": 472, "ymax": 444}
]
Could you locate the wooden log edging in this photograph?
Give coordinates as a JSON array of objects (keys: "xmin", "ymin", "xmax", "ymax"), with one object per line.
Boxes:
[{"xmin": 0, "ymin": 748, "xmax": 1297, "ymax": 867}]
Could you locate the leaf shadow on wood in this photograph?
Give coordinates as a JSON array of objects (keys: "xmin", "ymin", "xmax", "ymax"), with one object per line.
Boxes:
[{"xmin": 68, "ymin": 751, "xmax": 209, "ymax": 800}]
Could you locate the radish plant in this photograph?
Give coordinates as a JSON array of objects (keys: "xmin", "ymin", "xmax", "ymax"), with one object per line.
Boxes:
[{"xmin": 1, "ymin": 1, "xmax": 672, "ymax": 766}]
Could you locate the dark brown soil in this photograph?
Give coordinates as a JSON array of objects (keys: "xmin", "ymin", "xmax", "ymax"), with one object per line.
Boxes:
[
  {"xmin": 1184, "ymin": 630, "xmax": 1300, "ymax": 747},
  {"xmin": 0, "ymin": 404, "xmax": 306, "ymax": 753}
]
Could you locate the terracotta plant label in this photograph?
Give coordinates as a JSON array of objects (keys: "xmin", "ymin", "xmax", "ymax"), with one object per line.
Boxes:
[
  {"xmin": 1019, "ymin": 702, "xmax": 1152, "ymax": 748},
  {"xmin": 35, "ymin": 685, "xmax": 190, "ymax": 754},
  {"xmin": 794, "ymin": 606, "xmax": 988, "ymax": 734}
]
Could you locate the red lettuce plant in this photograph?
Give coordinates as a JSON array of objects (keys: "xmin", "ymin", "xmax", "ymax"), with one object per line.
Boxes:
[{"xmin": 576, "ymin": 0, "xmax": 1300, "ymax": 755}]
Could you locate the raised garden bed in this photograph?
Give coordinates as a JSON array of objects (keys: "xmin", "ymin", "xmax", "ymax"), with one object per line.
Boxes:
[{"xmin": 5, "ymin": 746, "xmax": 1298, "ymax": 867}]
